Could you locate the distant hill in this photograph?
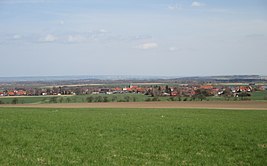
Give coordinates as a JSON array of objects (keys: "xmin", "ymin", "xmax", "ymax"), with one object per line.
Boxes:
[
  {"xmin": 0, "ymin": 75, "xmax": 175, "ymax": 82},
  {"xmin": 0, "ymin": 75, "xmax": 266, "ymax": 83},
  {"xmin": 174, "ymin": 75, "xmax": 266, "ymax": 82}
]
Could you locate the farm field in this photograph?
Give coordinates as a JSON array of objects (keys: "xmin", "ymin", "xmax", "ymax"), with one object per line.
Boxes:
[
  {"xmin": 0, "ymin": 107, "xmax": 266, "ymax": 165},
  {"xmin": 1, "ymin": 101, "xmax": 267, "ymax": 110}
]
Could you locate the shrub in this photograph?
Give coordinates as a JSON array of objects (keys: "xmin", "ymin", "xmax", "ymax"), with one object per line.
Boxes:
[
  {"xmin": 59, "ymin": 97, "xmax": 64, "ymax": 103},
  {"xmin": 86, "ymin": 96, "xmax": 94, "ymax": 103},
  {"xmin": 103, "ymin": 96, "xmax": 109, "ymax": 102},
  {"xmin": 49, "ymin": 97, "xmax": 58, "ymax": 103},
  {"xmin": 124, "ymin": 96, "xmax": 130, "ymax": 102},
  {"xmin": 95, "ymin": 96, "xmax": 103, "ymax": 102},
  {"xmin": 11, "ymin": 98, "xmax": 18, "ymax": 104},
  {"xmin": 145, "ymin": 98, "xmax": 152, "ymax": 102},
  {"xmin": 112, "ymin": 96, "xmax": 118, "ymax": 102},
  {"xmin": 152, "ymin": 97, "xmax": 160, "ymax": 101},
  {"xmin": 66, "ymin": 97, "xmax": 71, "ymax": 103}
]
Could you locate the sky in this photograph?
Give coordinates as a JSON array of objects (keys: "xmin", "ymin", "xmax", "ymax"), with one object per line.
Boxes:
[{"xmin": 0, "ymin": 0, "xmax": 267, "ymax": 77}]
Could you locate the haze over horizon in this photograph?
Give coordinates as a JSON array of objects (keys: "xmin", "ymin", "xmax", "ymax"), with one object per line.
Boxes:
[{"xmin": 0, "ymin": 0, "xmax": 267, "ymax": 77}]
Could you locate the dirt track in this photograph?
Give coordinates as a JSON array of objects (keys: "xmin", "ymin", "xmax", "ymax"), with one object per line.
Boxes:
[{"xmin": 1, "ymin": 101, "xmax": 267, "ymax": 110}]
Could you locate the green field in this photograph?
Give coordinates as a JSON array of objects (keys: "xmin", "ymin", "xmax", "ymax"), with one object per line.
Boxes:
[
  {"xmin": 251, "ymin": 91, "xmax": 267, "ymax": 100},
  {"xmin": 0, "ymin": 107, "xmax": 266, "ymax": 165}
]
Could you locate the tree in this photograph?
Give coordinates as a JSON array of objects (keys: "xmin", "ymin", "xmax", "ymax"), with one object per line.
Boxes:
[
  {"xmin": 49, "ymin": 97, "xmax": 58, "ymax": 103},
  {"xmin": 66, "ymin": 97, "xmax": 71, "ymax": 103},
  {"xmin": 152, "ymin": 97, "xmax": 160, "ymax": 101},
  {"xmin": 165, "ymin": 85, "xmax": 171, "ymax": 94},
  {"xmin": 11, "ymin": 98, "xmax": 18, "ymax": 104},
  {"xmin": 168, "ymin": 97, "xmax": 175, "ymax": 101},
  {"xmin": 59, "ymin": 97, "xmax": 64, "ymax": 103},
  {"xmin": 112, "ymin": 96, "xmax": 118, "ymax": 102},
  {"xmin": 95, "ymin": 96, "xmax": 103, "ymax": 102},
  {"xmin": 222, "ymin": 88, "xmax": 232, "ymax": 101},
  {"xmin": 197, "ymin": 94, "xmax": 206, "ymax": 101},
  {"xmin": 86, "ymin": 96, "xmax": 94, "ymax": 103},
  {"xmin": 239, "ymin": 92, "xmax": 251, "ymax": 100},
  {"xmin": 151, "ymin": 85, "xmax": 162, "ymax": 97},
  {"xmin": 103, "ymin": 96, "xmax": 109, "ymax": 102},
  {"xmin": 145, "ymin": 98, "xmax": 151, "ymax": 102},
  {"xmin": 124, "ymin": 96, "xmax": 130, "ymax": 102},
  {"xmin": 193, "ymin": 89, "xmax": 210, "ymax": 101}
]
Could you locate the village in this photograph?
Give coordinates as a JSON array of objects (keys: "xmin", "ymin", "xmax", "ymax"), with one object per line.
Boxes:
[{"xmin": 0, "ymin": 83, "xmax": 266, "ymax": 100}]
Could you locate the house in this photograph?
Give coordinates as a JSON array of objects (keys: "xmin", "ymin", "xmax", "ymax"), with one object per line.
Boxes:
[
  {"xmin": 170, "ymin": 92, "xmax": 177, "ymax": 96},
  {"xmin": 7, "ymin": 91, "xmax": 15, "ymax": 96},
  {"xmin": 211, "ymin": 88, "xmax": 220, "ymax": 96},
  {"xmin": 99, "ymin": 88, "xmax": 110, "ymax": 94},
  {"xmin": 112, "ymin": 87, "xmax": 123, "ymax": 94},
  {"xmin": 162, "ymin": 92, "xmax": 171, "ymax": 96},
  {"xmin": 200, "ymin": 85, "xmax": 214, "ymax": 90},
  {"xmin": 16, "ymin": 90, "xmax": 27, "ymax": 96},
  {"xmin": 236, "ymin": 86, "xmax": 252, "ymax": 92},
  {"xmin": 113, "ymin": 87, "xmax": 122, "ymax": 91},
  {"xmin": 130, "ymin": 85, "xmax": 138, "ymax": 89},
  {"xmin": 122, "ymin": 87, "xmax": 132, "ymax": 92},
  {"xmin": 136, "ymin": 87, "xmax": 145, "ymax": 93},
  {"xmin": 258, "ymin": 86, "xmax": 265, "ymax": 91}
]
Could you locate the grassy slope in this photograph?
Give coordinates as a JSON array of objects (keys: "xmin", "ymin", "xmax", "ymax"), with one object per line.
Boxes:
[{"xmin": 0, "ymin": 108, "xmax": 266, "ymax": 165}]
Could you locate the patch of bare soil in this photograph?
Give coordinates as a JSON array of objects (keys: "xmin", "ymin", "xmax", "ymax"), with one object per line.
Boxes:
[{"xmin": 1, "ymin": 101, "xmax": 267, "ymax": 110}]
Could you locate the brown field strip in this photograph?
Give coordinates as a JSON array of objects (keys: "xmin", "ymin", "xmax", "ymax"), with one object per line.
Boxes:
[{"xmin": 1, "ymin": 101, "xmax": 267, "ymax": 110}]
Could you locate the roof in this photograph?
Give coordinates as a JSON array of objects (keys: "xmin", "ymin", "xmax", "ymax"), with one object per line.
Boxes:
[{"xmin": 200, "ymin": 85, "xmax": 214, "ymax": 90}]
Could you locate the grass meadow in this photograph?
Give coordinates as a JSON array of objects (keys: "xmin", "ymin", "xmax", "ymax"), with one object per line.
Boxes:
[{"xmin": 0, "ymin": 107, "xmax": 266, "ymax": 165}]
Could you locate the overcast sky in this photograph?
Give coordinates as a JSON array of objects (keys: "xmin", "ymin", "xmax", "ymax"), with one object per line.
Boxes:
[{"xmin": 0, "ymin": 0, "xmax": 267, "ymax": 77}]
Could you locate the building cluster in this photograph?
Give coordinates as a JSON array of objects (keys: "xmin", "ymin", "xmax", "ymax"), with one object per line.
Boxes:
[{"xmin": 0, "ymin": 84, "xmax": 266, "ymax": 98}]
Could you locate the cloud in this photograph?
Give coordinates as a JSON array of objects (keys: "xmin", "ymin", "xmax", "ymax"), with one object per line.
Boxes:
[
  {"xmin": 137, "ymin": 42, "xmax": 158, "ymax": 50},
  {"xmin": 191, "ymin": 1, "xmax": 205, "ymax": 7},
  {"xmin": 40, "ymin": 34, "xmax": 58, "ymax": 42}
]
